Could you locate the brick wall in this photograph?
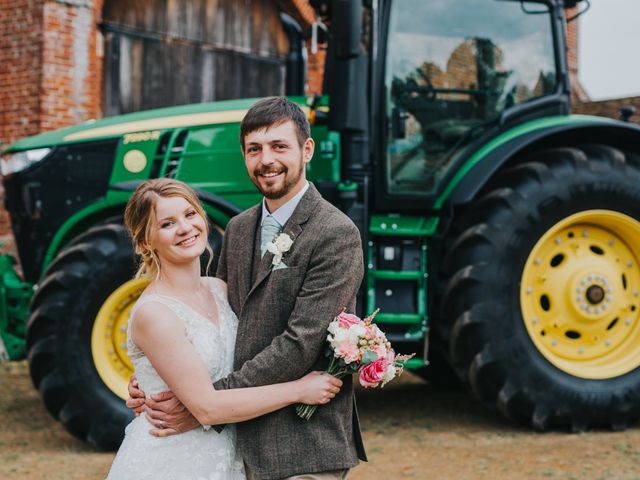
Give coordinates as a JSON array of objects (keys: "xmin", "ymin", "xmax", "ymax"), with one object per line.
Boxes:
[
  {"xmin": 40, "ymin": 0, "xmax": 103, "ymax": 132},
  {"xmin": 574, "ymin": 96, "xmax": 640, "ymax": 124},
  {"xmin": 0, "ymin": 0, "xmax": 45, "ymax": 145},
  {"xmin": 1, "ymin": 0, "xmax": 104, "ymax": 147}
]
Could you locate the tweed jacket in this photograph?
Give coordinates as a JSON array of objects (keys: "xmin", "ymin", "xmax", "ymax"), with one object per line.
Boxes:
[{"xmin": 214, "ymin": 183, "xmax": 366, "ymax": 479}]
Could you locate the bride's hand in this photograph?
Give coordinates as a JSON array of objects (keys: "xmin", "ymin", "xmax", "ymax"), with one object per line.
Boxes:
[{"xmin": 295, "ymin": 371, "xmax": 343, "ymax": 405}]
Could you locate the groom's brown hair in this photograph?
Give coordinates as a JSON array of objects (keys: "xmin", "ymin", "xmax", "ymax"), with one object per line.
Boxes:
[{"xmin": 240, "ymin": 97, "xmax": 310, "ymax": 149}]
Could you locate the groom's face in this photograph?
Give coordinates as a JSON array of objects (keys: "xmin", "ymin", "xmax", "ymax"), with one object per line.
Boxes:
[{"xmin": 242, "ymin": 120, "xmax": 314, "ymax": 201}]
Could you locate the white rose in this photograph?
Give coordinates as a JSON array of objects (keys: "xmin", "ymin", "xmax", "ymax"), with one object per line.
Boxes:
[
  {"xmin": 348, "ymin": 323, "xmax": 366, "ymax": 343},
  {"xmin": 274, "ymin": 234, "xmax": 293, "ymax": 252},
  {"xmin": 327, "ymin": 320, "xmax": 340, "ymax": 336},
  {"xmin": 329, "ymin": 328, "xmax": 349, "ymax": 349},
  {"xmin": 381, "ymin": 364, "xmax": 397, "ymax": 387}
]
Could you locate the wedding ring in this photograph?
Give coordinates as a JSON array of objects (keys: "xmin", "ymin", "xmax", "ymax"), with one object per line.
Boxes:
[{"xmin": 159, "ymin": 420, "xmax": 165, "ymax": 429}]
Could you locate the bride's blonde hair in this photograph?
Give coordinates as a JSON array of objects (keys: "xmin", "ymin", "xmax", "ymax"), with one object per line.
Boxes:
[{"xmin": 124, "ymin": 178, "xmax": 213, "ymax": 279}]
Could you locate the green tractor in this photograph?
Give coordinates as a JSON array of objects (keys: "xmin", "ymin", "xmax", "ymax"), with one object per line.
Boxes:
[{"xmin": 3, "ymin": 0, "xmax": 640, "ymax": 449}]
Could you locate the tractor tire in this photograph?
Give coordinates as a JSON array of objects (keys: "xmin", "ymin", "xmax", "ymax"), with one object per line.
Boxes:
[
  {"xmin": 26, "ymin": 222, "xmax": 222, "ymax": 449},
  {"xmin": 440, "ymin": 144, "xmax": 640, "ymax": 431}
]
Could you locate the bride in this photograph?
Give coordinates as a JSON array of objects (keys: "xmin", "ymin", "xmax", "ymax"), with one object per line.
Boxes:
[{"xmin": 106, "ymin": 178, "xmax": 341, "ymax": 479}]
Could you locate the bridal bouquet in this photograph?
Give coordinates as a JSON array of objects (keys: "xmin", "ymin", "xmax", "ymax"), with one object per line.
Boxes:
[{"xmin": 296, "ymin": 309, "xmax": 414, "ymax": 420}]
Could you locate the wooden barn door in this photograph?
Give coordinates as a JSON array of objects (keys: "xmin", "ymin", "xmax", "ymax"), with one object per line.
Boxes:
[{"xmin": 102, "ymin": 0, "xmax": 289, "ymax": 116}]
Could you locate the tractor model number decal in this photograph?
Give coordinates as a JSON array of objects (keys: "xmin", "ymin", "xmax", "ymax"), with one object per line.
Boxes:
[{"xmin": 123, "ymin": 131, "xmax": 161, "ymax": 144}]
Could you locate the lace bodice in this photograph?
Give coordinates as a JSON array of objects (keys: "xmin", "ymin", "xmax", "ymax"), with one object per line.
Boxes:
[
  {"xmin": 126, "ymin": 279, "xmax": 237, "ymax": 395},
  {"xmin": 106, "ymin": 278, "xmax": 245, "ymax": 480}
]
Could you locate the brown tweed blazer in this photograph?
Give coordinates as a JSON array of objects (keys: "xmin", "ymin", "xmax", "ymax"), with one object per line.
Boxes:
[{"xmin": 214, "ymin": 183, "xmax": 366, "ymax": 479}]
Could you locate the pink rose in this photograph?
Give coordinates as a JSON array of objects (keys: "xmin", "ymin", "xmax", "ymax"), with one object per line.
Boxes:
[
  {"xmin": 337, "ymin": 312, "xmax": 361, "ymax": 329},
  {"xmin": 358, "ymin": 357, "xmax": 388, "ymax": 388},
  {"xmin": 335, "ymin": 341, "xmax": 360, "ymax": 363}
]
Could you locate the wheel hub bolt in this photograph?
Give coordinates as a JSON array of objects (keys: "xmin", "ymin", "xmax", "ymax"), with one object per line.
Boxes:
[
  {"xmin": 586, "ymin": 285, "xmax": 605, "ymax": 304},
  {"xmin": 576, "ymin": 274, "xmax": 614, "ymax": 314}
]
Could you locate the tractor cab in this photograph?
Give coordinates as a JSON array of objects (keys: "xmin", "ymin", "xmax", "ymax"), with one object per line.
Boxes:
[
  {"xmin": 316, "ymin": 0, "xmax": 573, "ymax": 212},
  {"xmin": 383, "ymin": 0, "xmax": 561, "ymax": 196}
]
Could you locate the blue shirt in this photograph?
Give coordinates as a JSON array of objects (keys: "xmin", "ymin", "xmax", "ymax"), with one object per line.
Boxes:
[{"xmin": 260, "ymin": 181, "xmax": 310, "ymax": 228}]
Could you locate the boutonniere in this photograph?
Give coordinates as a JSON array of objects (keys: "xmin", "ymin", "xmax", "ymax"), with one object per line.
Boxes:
[{"xmin": 266, "ymin": 232, "xmax": 294, "ymax": 267}]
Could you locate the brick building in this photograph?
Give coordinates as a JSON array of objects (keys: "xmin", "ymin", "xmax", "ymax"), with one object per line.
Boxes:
[{"xmin": 0, "ymin": 0, "xmax": 319, "ymax": 148}]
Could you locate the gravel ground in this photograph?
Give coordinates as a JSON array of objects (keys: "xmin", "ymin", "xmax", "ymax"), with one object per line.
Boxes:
[{"xmin": 2, "ymin": 361, "xmax": 640, "ymax": 479}]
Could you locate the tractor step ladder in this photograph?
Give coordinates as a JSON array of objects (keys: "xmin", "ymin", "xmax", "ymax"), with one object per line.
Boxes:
[{"xmin": 367, "ymin": 215, "xmax": 439, "ymax": 368}]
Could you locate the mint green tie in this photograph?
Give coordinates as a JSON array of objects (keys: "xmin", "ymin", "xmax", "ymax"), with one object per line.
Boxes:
[{"xmin": 260, "ymin": 215, "xmax": 282, "ymax": 257}]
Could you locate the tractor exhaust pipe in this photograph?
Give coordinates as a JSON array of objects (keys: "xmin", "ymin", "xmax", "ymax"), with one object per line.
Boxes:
[
  {"xmin": 280, "ymin": 13, "xmax": 307, "ymax": 96},
  {"xmin": 327, "ymin": 0, "xmax": 370, "ymax": 180}
]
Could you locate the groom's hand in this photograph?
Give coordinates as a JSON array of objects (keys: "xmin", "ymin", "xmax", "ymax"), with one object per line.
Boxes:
[
  {"xmin": 125, "ymin": 374, "xmax": 146, "ymax": 416},
  {"xmin": 145, "ymin": 390, "xmax": 200, "ymax": 437}
]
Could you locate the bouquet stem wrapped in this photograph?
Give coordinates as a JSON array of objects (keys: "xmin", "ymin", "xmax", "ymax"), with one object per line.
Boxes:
[{"xmin": 296, "ymin": 309, "xmax": 414, "ymax": 420}]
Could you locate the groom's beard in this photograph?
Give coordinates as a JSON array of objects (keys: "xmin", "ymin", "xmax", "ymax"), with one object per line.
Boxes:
[{"xmin": 251, "ymin": 158, "xmax": 304, "ymax": 200}]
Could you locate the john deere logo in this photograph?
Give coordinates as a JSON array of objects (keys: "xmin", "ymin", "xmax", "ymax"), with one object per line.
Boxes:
[{"xmin": 123, "ymin": 150, "xmax": 147, "ymax": 173}]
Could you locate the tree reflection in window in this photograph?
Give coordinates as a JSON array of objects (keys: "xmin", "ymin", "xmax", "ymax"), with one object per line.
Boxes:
[{"xmin": 386, "ymin": 0, "xmax": 556, "ymax": 194}]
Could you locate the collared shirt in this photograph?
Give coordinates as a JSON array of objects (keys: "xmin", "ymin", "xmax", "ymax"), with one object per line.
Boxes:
[{"xmin": 260, "ymin": 181, "xmax": 309, "ymax": 228}]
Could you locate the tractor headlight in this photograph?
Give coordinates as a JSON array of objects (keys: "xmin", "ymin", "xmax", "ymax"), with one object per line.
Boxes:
[{"xmin": 1, "ymin": 148, "xmax": 52, "ymax": 176}]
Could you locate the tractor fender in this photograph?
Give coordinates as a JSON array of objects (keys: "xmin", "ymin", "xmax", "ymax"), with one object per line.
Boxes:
[{"xmin": 439, "ymin": 116, "xmax": 640, "ymax": 207}]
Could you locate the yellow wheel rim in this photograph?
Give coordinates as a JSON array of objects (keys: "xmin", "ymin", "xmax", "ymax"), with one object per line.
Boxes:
[
  {"xmin": 521, "ymin": 210, "xmax": 640, "ymax": 379},
  {"xmin": 91, "ymin": 278, "xmax": 149, "ymax": 399}
]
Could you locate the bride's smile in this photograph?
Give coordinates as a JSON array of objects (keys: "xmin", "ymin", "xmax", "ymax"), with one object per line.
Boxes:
[{"xmin": 151, "ymin": 196, "xmax": 208, "ymax": 264}]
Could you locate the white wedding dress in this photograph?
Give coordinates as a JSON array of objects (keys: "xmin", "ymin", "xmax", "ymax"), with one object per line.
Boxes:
[{"xmin": 106, "ymin": 280, "xmax": 246, "ymax": 480}]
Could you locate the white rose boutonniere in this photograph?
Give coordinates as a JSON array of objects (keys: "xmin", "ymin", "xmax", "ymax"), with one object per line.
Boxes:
[{"xmin": 266, "ymin": 232, "xmax": 294, "ymax": 267}]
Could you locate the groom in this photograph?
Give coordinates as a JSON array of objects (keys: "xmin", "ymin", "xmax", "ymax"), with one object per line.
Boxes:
[{"xmin": 127, "ymin": 97, "xmax": 367, "ymax": 479}]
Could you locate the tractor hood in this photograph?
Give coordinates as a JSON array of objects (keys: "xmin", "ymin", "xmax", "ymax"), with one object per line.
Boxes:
[{"xmin": 5, "ymin": 96, "xmax": 309, "ymax": 153}]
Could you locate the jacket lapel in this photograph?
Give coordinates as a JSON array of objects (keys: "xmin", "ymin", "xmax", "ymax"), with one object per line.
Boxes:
[
  {"xmin": 247, "ymin": 183, "xmax": 321, "ymax": 298},
  {"xmin": 235, "ymin": 205, "xmax": 261, "ymax": 309}
]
